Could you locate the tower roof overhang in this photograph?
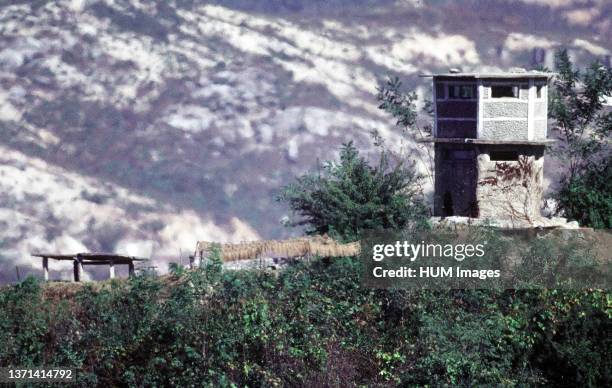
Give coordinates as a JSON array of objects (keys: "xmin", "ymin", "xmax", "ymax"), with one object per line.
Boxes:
[
  {"xmin": 420, "ymin": 71, "xmax": 555, "ymax": 80},
  {"xmin": 417, "ymin": 137, "xmax": 556, "ymax": 146}
]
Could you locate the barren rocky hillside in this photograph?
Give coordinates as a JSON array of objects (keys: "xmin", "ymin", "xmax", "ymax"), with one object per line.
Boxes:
[{"xmin": 0, "ymin": 0, "xmax": 610, "ymax": 282}]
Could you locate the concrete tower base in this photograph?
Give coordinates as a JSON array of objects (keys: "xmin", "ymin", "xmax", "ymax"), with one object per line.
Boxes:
[{"xmin": 434, "ymin": 143, "xmax": 545, "ymax": 224}]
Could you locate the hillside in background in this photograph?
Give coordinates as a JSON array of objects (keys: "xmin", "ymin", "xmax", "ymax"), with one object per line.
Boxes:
[{"xmin": 1, "ymin": 0, "xmax": 610, "ymax": 282}]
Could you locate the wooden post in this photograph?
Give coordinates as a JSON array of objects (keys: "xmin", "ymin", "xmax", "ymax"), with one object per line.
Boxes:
[
  {"xmin": 78, "ymin": 258, "xmax": 84, "ymax": 281},
  {"xmin": 128, "ymin": 261, "xmax": 135, "ymax": 278},
  {"xmin": 73, "ymin": 260, "xmax": 80, "ymax": 282},
  {"xmin": 109, "ymin": 261, "xmax": 115, "ymax": 279},
  {"xmin": 42, "ymin": 257, "xmax": 49, "ymax": 281},
  {"xmin": 189, "ymin": 255, "xmax": 201, "ymax": 269}
]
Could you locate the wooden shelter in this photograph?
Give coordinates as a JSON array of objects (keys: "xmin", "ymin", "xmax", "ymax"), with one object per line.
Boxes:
[{"xmin": 31, "ymin": 253, "xmax": 148, "ymax": 282}]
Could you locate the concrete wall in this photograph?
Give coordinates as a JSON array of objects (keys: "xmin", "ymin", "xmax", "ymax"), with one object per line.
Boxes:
[
  {"xmin": 476, "ymin": 146, "xmax": 545, "ymax": 222},
  {"xmin": 482, "ymin": 101, "xmax": 528, "ymax": 118},
  {"xmin": 533, "ymin": 101, "xmax": 547, "ymax": 118},
  {"xmin": 532, "ymin": 99, "xmax": 548, "ymax": 140},
  {"xmin": 534, "ymin": 119, "xmax": 547, "ymax": 139},
  {"xmin": 481, "ymin": 120, "xmax": 529, "ymax": 140}
]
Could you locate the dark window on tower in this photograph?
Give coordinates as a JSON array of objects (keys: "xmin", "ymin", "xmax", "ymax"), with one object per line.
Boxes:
[
  {"xmin": 448, "ymin": 85, "xmax": 475, "ymax": 99},
  {"xmin": 536, "ymin": 84, "xmax": 544, "ymax": 98},
  {"xmin": 489, "ymin": 150, "xmax": 519, "ymax": 161},
  {"xmin": 491, "ymin": 85, "xmax": 519, "ymax": 98}
]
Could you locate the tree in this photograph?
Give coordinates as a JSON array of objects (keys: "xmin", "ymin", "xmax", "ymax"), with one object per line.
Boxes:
[
  {"xmin": 549, "ymin": 49, "xmax": 612, "ymax": 228},
  {"xmin": 376, "ymin": 76, "xmax": 435, "ymax": 184},
  {"xmin": 277, "ymin": 141, "xmax": 427, "ymax": 241}
]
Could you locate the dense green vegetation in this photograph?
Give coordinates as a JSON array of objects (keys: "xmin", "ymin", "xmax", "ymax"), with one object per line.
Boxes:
[
  {"xmin": 1, "ymin": 257, "xmax": 610, "ymax": 387},
  {"xmin": 555, "ymin": 155, "xmax": 611, "ymax": 229}
]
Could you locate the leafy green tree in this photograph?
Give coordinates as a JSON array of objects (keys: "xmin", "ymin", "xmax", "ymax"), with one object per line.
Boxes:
[
  {"xmin": 277, "ymin": 141, "xmax": 427, "ymax": 241},
  {"xmin": 376, "ymin": 76, "xmax": 435, "ymax": 183},
  {"xmin": 376, "ymin": 76, "xmax": 419, "ymax": 129},
  {"xmin": 549, "ymin": 49, "xmax": 612, "ymax": 228}
]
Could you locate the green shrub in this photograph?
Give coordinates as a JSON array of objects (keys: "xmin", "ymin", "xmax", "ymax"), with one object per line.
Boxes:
[
  {"xmin": 555, "ymin": 155, "xmax": 612, "ymax": 228},
  {"xmin": 277, "ymin": 141, "xmax": 428, "ymax": 241}
]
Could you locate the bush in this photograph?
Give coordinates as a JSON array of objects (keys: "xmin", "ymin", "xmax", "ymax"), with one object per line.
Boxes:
[
  {"xmin": 277, "ymin": 141, "xmax": 428, "ymax": 241},
  {"xmin": 555, "ymin": 155, "xmax": 612, "ymax": 228}
]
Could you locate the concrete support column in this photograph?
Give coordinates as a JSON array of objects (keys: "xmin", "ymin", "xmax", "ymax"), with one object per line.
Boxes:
[
  {"xmin": 109, "ymin": 261, "xmax": 115, "ymax": 279},
  {"xmin": 432, "ymin": 80, "xmax": 438, "ymax": 137},
  {"xmin": 527, "ymin": 79, "xmax": 535, "ymax": 140},
  {"xmin": 128, "ymin": 262, "xmax": 135, "ymax": 278},
  {"xmin": 42, "ymin": 257, "xmax": 49, "ymax": 281},
  {"xmin": 477, "ymin": 80, "xmax": 484, "ymax": 138}
]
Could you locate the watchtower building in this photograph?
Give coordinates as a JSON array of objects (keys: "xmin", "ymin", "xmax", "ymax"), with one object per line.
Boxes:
[{"xmin": 422, "ymin": 70, "xmax": 554, "ymax": 222}]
